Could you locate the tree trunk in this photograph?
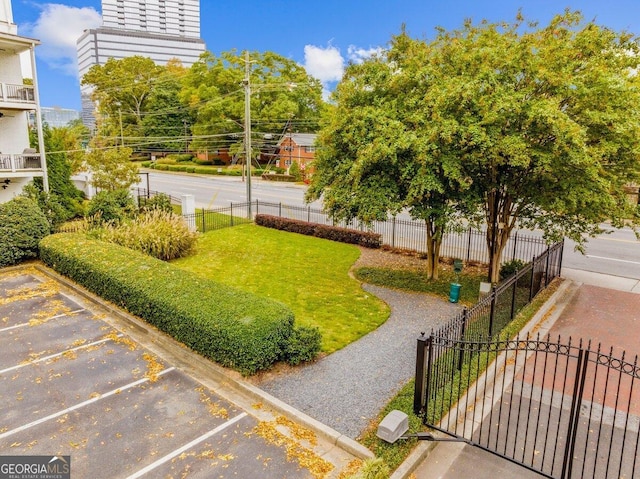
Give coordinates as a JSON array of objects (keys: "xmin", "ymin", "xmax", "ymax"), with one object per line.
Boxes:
[
  {"xmin": 486, "ymin": 188, "xmax": 515, "ymax": 284},
  {"xmin": 425, "ymin": 218, "xmax": 443, "ymax": 281}
]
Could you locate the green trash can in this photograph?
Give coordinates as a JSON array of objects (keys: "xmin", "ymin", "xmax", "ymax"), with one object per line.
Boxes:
[{"xmin": 449, "ymin": 283, "xmax": 461, "ymax": 303}]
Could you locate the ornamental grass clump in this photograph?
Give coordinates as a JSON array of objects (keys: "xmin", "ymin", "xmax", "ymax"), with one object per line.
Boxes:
[{"xmin": 92, "ymin": 210, "xmax": 197, "ymax": 261}]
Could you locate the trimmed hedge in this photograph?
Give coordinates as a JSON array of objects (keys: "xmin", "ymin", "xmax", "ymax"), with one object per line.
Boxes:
[
  {"xmin": 39, "ymin": 234, "xmax": 295, "ymax": 375},
  {"xmin": 261, "ymin": 173, "xmax": 297, "ymax": 182},
  {"xmin": 255, "ymin": 214, "xmax": 382, "ymax": 249}
]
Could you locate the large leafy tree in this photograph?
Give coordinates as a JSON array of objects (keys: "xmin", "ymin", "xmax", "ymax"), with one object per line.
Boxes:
[
  {"xmin": 181, "ymin": 50, "xmax": 325, "ymax": 161},
  {"xmin": 422, "ymin": 11, "xmax": 640, "ymax": 282},
  {"xmin": 141, "ymin": 59, "xmax": 195, "ymax": 152},
  {"xmin": 82, "ymin": 56, "xmax": 163, "ymax": 145},
  {"xmin": 311, "ymin": 11, "xmax": 640, "ymax": 283},
  {"xmin": 306, "ymin": 36, "xmax": 471, "ymax": 280}
]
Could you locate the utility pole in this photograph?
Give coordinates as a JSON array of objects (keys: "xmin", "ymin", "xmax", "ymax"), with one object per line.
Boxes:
[{"xmin": 243, "ymin": 50, "xmax": 252, "ymax": 218}]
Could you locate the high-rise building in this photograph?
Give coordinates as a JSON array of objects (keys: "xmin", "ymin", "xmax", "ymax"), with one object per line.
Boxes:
[
  {"xmin": 77, "ymin": 0, "xmax": 206, "ymax": 130},
  {"xmin": 29, "ymin": 107, "xmax": 80, "ymax": 128}
]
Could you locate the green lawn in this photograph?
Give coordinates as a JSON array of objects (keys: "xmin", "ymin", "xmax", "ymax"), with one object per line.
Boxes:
[
  {"xmin": 171, "ymin": 224, "xmax": 390, "ymax": 353},
  {"xmin": 353, "ymin": 267, "xmax": 486, "ymax": 305}
]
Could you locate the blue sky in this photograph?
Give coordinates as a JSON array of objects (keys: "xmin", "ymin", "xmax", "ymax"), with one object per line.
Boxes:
[{"xmin": 11, "ymin": 0, "xmax": 640, "ymax": 110}]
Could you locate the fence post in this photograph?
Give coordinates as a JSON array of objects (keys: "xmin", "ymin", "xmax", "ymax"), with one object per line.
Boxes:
[
  {"xmin": 488, "ymin": 287, "xmax": 497, "ymax": 337},
  {"xmin": 529, "ymin": 255, "xmax": 536, "ymax": 302},
  {"xmin": 230, "ymin": 203, "xmax": 234, "ymax": 227},
  {"xmin": 458, "ymin": 309, "xmax": 468, "ymax": 371},
  {"xmin": 201, "ymin": 209, "xmax": 206, "ymax": 232},
  {"xmin": 414, "ymin": 333, "xmax": 430, "ymax": 415},
  {"xmin": 544, "ymin": 248, "xmax": 551, "ymax": 287},
  {"xmin": 512, "ymin": 231, "xmax": 518, "ymax": 260},
  {"xmin": 256, "ymin": 199, "xmax": 259, "ymax": 216},
  {"xmin": 392, "ymin": 217, "xmax": 396, "ymax": 248},
  {"xmin": 558, "ymin": 240, "xmax": 565, "ymax": 278},
  {"xmin": 279, "ymin": 202, "xmax": 282, "ymax": 217},
  {"xmin": 562, "ymin": 347, "xmax": 589, "ymax": 479},
  {"xmin": 466, "ymin": 227, "xmax": 472, "ymax": 262}
]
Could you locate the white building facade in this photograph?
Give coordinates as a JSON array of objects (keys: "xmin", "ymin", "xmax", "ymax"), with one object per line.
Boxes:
[
  {"xmin": 77, "ymin": 0, "xmax": 206, "ymax": 130},
  {"xmin": 0, "ymin": 0, "xmax": 48, "ymax": 202}
]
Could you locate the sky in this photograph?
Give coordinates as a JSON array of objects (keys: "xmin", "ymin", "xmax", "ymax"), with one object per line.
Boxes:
[{"xmin": 10, "ymin": 0, "xmax": 640, "ymax": 110}]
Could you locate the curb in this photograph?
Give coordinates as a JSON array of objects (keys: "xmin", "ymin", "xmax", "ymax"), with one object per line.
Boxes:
[
  {"xmin": 31, "ymin": 263, "xmax": 374, "ymax": 462},
  {"xmin": 391, "ymin": 278, "xmax": 579, "ymax": 479}
]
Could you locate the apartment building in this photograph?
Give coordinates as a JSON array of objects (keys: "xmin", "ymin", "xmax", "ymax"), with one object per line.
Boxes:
[{"xmin": 0, "ymin": 0, "xmax": 48, "ymax": 202}]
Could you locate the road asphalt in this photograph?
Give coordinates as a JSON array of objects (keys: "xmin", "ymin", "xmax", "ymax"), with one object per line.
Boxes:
[{"xmin": 403, "ymin": 270, "xmax": 640, "ymax": 479}]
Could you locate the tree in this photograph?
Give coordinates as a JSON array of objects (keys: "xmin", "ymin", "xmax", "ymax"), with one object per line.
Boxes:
[
  {"xmin": 82, "ymin": 56, "xmax": 163, "ymax": 144},
  {"xmin": 311, "ymin": 11, "xmax": 640, "ymax": 283},
  {"xmin": 306, "ymin": 35, "xmax": 471, "ymax": 280},
  {"xmin": 141, "ymin": 59, "xmax": 195, "ymax": 153},
  {"xmin": 85, "ymin": 139, "xmax": 139, "ymax": 191},
  {"xmin": 417, "ymin": 10, "xmax": 640, "ymax": 282},
  {"xmin": 181, "ymin": 50, "xmax": 325, "ymax": 161},
  {"xmin": 28, "ymin": 122, "xmax": 87, "ymax": 225}
]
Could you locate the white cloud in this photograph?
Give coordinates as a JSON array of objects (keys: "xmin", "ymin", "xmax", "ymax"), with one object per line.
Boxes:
[
  {"xmin": 347, "ymin": 45, "xmax": 384, "ymax": 64},
  {"xmin": 21, "ymin": 4, "xmax": 101, "ymax": 77},
  {"xmin": 303, "ymin": 44, "xmax": 344, "ymax": 84}
]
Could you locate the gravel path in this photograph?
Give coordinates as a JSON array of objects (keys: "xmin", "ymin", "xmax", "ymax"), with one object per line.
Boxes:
[{"xmin": 257, "ymin": 284, "xmax": 463, "ymax": 439}]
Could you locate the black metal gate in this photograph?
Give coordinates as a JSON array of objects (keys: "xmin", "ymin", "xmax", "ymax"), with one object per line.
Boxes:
[{"xmin": 414, "ymin": 335, "xmax": 640, "ymax": 478}]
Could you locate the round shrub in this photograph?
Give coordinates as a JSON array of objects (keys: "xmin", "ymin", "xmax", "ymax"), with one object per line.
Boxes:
[
  {"xmin": 139, "ymin": 193, "xmax": 173, "ymax": 214},
  {"xmin": 499, "ymin": 259, "xmax": 527, "ymax": 281},
  {"xmin": 194, "ymin": 158, "xmax": 213, "ymax": 166},
  {"xmin": 0, "ymin": 196, "xmax": 50, "ymax": 266},
  {"xmin": 175, "ymin": 154, "xmax": 194, "ymax": 163},
  {"xmin": 283, "ymin": 325, "xmax": 321, "ymax": 366},
  {"xmin": 87, "ymin": 189, "xmax": 136, "ymax": 225}
]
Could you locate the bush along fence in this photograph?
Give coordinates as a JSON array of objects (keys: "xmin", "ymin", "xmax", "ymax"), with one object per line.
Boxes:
[{"xmin": 133, "ymin": 190, "xmax": 549, "ymax": 265}]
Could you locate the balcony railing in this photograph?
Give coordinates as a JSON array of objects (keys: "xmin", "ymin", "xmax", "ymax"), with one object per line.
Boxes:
[
  {"xmin": 0, "ymin": 83, "xmax": 36, "ymax": 104},
  {"xmin": 0, "ymin": 153, "xmax": 42, "ymax": 171}
]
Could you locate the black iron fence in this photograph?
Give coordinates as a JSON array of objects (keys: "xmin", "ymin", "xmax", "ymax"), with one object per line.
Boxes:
[
  {"xmin": 139, "ymin": 192, "xmax": 548, "ymax": 264},
  {"xmin": 414, "ymin": 241, "xmax": 563, "ymax": 418},
  {"xmin": 413, "ymin": 240, "xmax": 640, "ymax": 478},
  {"xmin": 416, "ymin": 334, "xmax": 640, "ymax": 479}
]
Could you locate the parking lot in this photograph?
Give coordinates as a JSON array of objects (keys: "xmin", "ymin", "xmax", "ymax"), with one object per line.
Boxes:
[{"xmin": 0, "ymin": 266, "xmax": 358, "ymax": 478}]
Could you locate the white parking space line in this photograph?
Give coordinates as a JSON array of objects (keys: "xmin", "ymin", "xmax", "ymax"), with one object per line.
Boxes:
[
  {"xmin": 125, "ymin": 412, "xmax": 249, "ymax": 479},
  {"xmin": 0, "ymin": 367, "xmax": 175, "ymax": 440},
  {"xmin": 0, "ymin": 309, "xmax": 85, "ymax": 333},
  {"xmin": 0, "ymin": 335, "xmax": 122, "ymax": 376}
]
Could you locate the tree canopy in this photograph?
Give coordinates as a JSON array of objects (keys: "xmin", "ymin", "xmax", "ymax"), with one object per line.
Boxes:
[
  {"xmin": 309, "ymin": 10, "xmax": 640, "ymax": 282},
  {"xmin": 181, "ymin": 50, "xmax": 325, "ymax": 161}
]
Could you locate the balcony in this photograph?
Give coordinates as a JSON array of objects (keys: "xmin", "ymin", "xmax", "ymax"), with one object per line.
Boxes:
[
  {"xmin": 0, "ymin": 152, "xmax": 43, "ymax": 171},
  {"xmin": 0, "ymin": 83, "xmax": 36, "ymax": 106}
]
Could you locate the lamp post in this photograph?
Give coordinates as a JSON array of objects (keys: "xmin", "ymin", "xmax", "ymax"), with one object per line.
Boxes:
[{"xmin": 243, "ymin": 51, "xmax": 253, "ymax": 218}]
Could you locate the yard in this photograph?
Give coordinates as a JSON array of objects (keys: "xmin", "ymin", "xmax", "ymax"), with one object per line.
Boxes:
[{"xmin": 171, "ymin": 224, "xmax": 390, "ymax": 353}]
